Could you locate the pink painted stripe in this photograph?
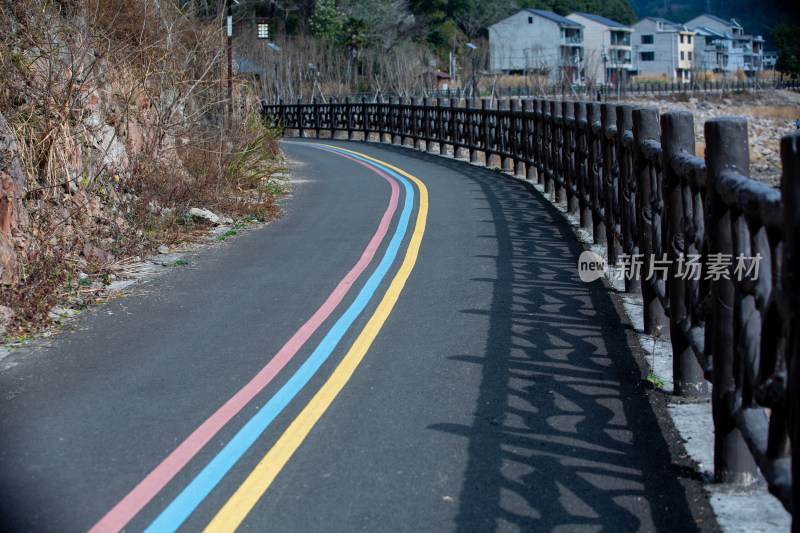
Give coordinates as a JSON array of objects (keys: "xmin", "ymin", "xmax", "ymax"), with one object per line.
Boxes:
[{"xmin": 89, "ymin": 149, "xmax": 400, "ymax": 533}]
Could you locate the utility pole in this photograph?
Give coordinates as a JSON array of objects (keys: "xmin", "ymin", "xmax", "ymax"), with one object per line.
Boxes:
[
  {"xmin": 466, "ymin": 43, "xmax": 478, "ymax": 98},
  {"xmin": 227, "ymin": 0, "xmax": 234, "ymax": 122}
]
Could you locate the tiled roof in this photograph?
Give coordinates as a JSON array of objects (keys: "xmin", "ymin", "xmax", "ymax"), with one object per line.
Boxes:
[
  {"xmin": 638, "ymin": 16, "xmax": 689, "ymax": 31},
  {"xmin": 571, "ymin": 12, "xmax": 628, "ymax": 29},
  {"xmin": 525, "ymin": 9, "xmax": 583, "ymax": 27},
  {"xmin": 696, "ymin": 13, "xmax": 741, "ymax": 28},
  {"xmin": 692, "ymin": 26, "xmax": 726, "ymax": 38}
]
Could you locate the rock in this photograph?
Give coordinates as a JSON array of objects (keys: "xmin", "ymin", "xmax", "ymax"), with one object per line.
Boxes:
[
  {"xmin": 0, "ymin": 112, "xmax": 30, "ymax": 285},
  {"xmin": 83, "ymin": 243, "xmax": 114, "ymax": 265},
  {"xmin": 0, "ymin": 304, "xmax": 15, "ymax": 324},
  {"xmin": 157, "ymin": 245, "xmax": 169, "ymax": 254},
  {"xmin": 186, "ymin": 207, "xmax": 233, "ymax": 226},
  {"xmin": 0, "ymin": 304, "xmax": 15, "ymax": 335},
  {"xmin": 126, "ymin": 120, "xmax": 145, "ymax": 155},
  {"xmin": 722, "ymin": 98, "xmax": 732, "ymax": 106},
  {"xmin": 135, "ymin": 90, "xmax": 150, "ymax": 110},
  {"xmin": 97, "ymin": 125, "xmax": 129, "ymax": 169},
  {"xmin": 0, "ymin": 229, "xmax": 18, "ymax": 285}
]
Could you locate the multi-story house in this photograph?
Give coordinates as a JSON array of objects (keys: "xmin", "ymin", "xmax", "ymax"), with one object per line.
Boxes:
[
  {"xmin": 763, "ymin": 50, "xmax": 778, "ymax": 71},
  {"xmin": 632, "ymin": 17, "xmax": 695, "ymax": 83},
  {"xmin": 685, "ymin": 14, "xmax": 764, "ymax": 78},
  {"xmin": 566, "ymin": 12, "xmax": 634, "ymax": 86},
  {"xmin": 489, "ymin": 9, "xmax": 584, "ymax": 84}
]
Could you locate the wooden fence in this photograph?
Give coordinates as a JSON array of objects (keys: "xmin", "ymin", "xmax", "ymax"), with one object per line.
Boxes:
[
  {"xmin": 498, "ymin": 79, "xmax": 800, "ymax": 99},
  {"xmin": 263, "ymin": 96, "xmax": 800, "ymax": 517},
  {"xmin": 333, "ymin": 79, "xmax": 800, "ymax": 103}
]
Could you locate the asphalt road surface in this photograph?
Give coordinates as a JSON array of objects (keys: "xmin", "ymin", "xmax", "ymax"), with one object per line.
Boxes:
[{"xmin": 0, "ymin": 139, "xmax": 716, "ymax": 532}]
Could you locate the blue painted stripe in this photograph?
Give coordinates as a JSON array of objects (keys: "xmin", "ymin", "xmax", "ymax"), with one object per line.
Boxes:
[{"xmin": 144, "ymin": 144, "xmax": 416, "ymax": 533}]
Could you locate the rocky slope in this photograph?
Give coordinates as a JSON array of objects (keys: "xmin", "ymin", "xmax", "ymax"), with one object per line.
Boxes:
[{"xmin": 623, "ymin": 89, "xmax": 800, "ymax": 187}]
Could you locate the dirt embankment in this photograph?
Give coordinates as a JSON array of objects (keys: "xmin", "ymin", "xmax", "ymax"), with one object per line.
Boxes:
[{"xmin": 0, "ymin": 0, "xmax": 286, "ymax": 336}]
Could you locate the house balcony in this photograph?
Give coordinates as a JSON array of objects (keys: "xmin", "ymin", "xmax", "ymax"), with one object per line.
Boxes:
[
  {"xmin": 609, "ymin": 33, "xmax": 631, "ymax": 47},
  {"xmin": 561, "ymin": 36, "xmax": 583, "ymax": 46}
]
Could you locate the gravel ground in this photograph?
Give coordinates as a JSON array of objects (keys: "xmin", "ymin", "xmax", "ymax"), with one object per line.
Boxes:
[{"xmin": 616, "ymin": 89, "xmax": 800, "ymax": 187}]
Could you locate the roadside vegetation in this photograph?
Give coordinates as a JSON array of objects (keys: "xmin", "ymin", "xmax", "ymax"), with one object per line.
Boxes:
[{"xmin": 0, "ymin": 0, "xmax": 287, "ymax": 336}]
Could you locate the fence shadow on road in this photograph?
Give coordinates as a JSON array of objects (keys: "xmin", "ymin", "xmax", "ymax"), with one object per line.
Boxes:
[{"xmin": 360, "ymin": 144, "xmax": 708, "ymax": 532}]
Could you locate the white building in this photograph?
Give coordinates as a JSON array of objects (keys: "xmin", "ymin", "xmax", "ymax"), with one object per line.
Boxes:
[
  {"xmin": 685, "ymin": 14, "xmax": 764, "ymax": 78},
  {"xmin": 488, "ymin": 9, "xmax": 584, "ymax": 84},
  {"xmin": 566, "ymin": 12, "xmax": 634, "ymax": 86},
  {"xmin": 632, "ymin": 17, "xmax": 695, "ymax": 82}
]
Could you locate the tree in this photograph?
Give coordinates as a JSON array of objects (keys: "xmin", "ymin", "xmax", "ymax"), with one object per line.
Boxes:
[
  {"xmin": 340, "ymin": 0, "xmax": 418, "ymax": 51},
  {"xmin": 450, "ymin": 0, "xmax": 517, "ymax": 41},
  {"xmin": 309, "ymin": 0, "xmax": 345, "ymax": 42},
  {"xmin": 771, "ymin": 24, "xmax": 800, "ymax": 78}
]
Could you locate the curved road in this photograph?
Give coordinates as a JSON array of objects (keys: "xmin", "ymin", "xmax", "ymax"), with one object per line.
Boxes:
[{"xmin": 0, "ymin": 140, "xmax": 715, "ymax": 532}]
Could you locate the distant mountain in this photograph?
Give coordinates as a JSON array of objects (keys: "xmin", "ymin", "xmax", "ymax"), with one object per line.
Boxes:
[{"xmin": 627, "ymin": 0, "xmax": 800, "ymax": 46}]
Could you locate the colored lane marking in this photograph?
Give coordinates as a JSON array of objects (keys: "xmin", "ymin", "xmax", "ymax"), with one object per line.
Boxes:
[
  {"xmin": 89, "ymin": 147, "xmax": 401, "ymax": 533},
  {"xmin": 143, "ymin": 145, "xmax": 418, "ymax": 533},
  {"xmin": 204, "ymin": 147, "xmax": 428, "ymax": 532}
]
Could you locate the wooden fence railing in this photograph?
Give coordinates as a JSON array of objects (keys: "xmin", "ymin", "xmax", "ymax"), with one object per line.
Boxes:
[
  {"xmin": 263, "ymin": 97, "xmax": 800, "ymax": 517},
  {"xmin": 331, "ymin": 79, "xmax": 800, "ymax": 103},
  {"xmin": 497, "ymin": 79, "xmax": 800, "ymax": 99}
]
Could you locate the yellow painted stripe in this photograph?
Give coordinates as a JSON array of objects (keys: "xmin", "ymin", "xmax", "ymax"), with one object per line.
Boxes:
[{"xmin": 203, "ymin": 147, "xmax": 428, "ymax": 533}]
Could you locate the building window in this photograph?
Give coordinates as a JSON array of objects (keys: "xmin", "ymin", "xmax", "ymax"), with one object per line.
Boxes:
[
  {"xmin": 680, "ymin": 51, "xmax": 685, "ymax": 60},
  {"xmin": 257, "ymin": 23, "xmax": 269, "ymax": 39},
  {"xmin": 641, "ymin": 51, "xmax": 655, "ymax": 61},
  {"xmin": 641, "ymin": 35, "xmax": 653, "ymax": 44},
  {"xmin": 680, "ymin": 34, "xmax": 684, "ymax": 44},
  {"xmin": 688, "ymin": 51, "xmax": 693, "ymax": 61},
  {"xmin": 528, "ymin": 16, "xmax": 533, "ymax": 23},
  {"xmin": 688, "ymin": 35, "xmax": 692, "ymax": 44}
]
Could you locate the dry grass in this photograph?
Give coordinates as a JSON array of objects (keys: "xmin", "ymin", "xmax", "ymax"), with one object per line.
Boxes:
[
  {"xmin": 631, "ymin": 73, "xmax": 672, "ymax": 84},
  {"xmin": 728, "ymin": 104, "xmax": 800, "ymax": 120}
]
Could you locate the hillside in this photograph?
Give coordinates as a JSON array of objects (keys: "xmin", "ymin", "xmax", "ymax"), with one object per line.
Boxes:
[{"xmin": 628, "ymin": 0, "xmax": 800, "ymax": 44}]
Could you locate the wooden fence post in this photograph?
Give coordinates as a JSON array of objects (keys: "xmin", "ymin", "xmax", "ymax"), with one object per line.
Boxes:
[
  {"xmin": 469, "ymin": 99, "xmax": 478, "ymax": 164},
  {"xmin": 523, "ymin": 100, "xmax": 536, "ymax": 180},
  {"xmin": 588, "ymin": 102, "xmax": 605, "ymax": 245},
  {"xmin": 563, "ymin": 101, "xmax": 578, "ymax": 214},
  {"xmin": 781, "ymin": 130, "xmax": 800, "ymax": 526},
  {"xmin": 437, "ymin": 97, "xmax": 447, "ymax": 155},
  {"xmin": 706, "ymin": 117, "xmax": 759, "ymax": 484},
  {"xmin": 535, "ymin": 100, "xmax": 545, "ymax": 186},
  {"xmin": 544, "ymin": 100, "xmax": 555, "ymax": 195},
  {"xmin": 617, "ymin": 104, "xmax": 639, "ymax": 294},
  {"xmin": 345, "ymin": 97, "xmax": 354, "ymax": 140},
  {"xmin": 553, "ymin": 100, "xmax": 566, "ymax": 204},
  {"xmin": 362, "ymin": 96, "xmax": 369, "ymax": 142},
  {"xmin": 601, "ymin": 103, "xmax": 621, "ymax": 264},
  {"xmin": 575, "ymin": 102, "xmax": 592, "ymax": 229},
  {"xmin": 297, "ymin": 97, "xmax": 305, "ymax": 138},
  {"xmin": 500, "ymin": 99, "xmax": 513, "ymax": 172},
  {"xmin": 399, "ymin": 97, "xmax": 408, "ymax": 146},
  {"xmin": 633, "ymin": 108, "xmax": 667, "ymax": 336},
  {"xmin": 511, "ymin": 99, "xmax": 523, "ymax": 175},
  {"xmin": 661, "ymin": 111, "xmax": 707, "ymax": 396},
  {"xmin": 449, "ymin": 98, "xmax": 459, "ymax": 157},
  {"xmin": 377, "ymin": 96, "xmax": 386, "ymax": 143},
  {"xmin": 483, "ymin": 99, "xmax": 495, "ymax": 168},
  {"xmin": 413, "ymin": 97, "xmax": 422, "ymax": 150},
  {"xmin": 311, "ymin": 98, "xmax": 319, "ymax": 138},
  {"xmin": 423, "ymin": 97, "xmax": 434, "ymax": 153}
]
